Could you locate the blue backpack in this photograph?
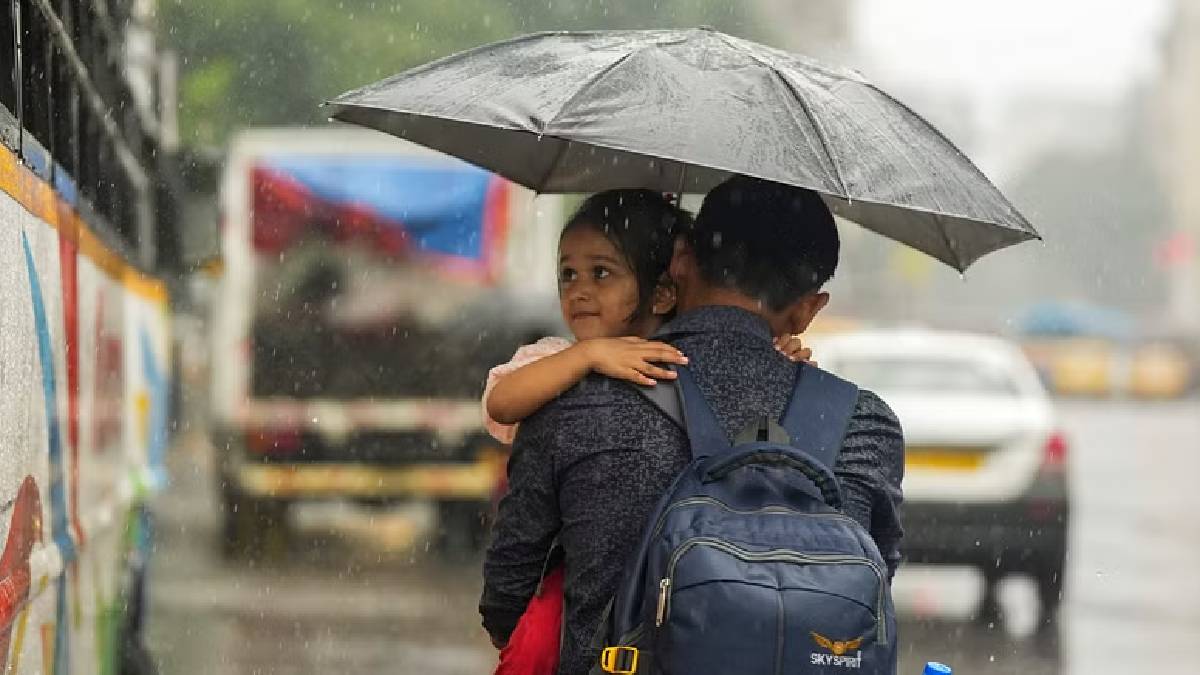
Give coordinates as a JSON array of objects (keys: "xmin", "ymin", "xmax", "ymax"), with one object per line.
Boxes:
[{"xmin": 594, "ymin": 363, "xmax": 897, "ymax": 675}]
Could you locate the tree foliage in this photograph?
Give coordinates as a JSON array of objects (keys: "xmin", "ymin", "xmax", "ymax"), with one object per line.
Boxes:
[{"xmin": 159, "ymin": 0, "xmax": 762, "ymax": 149}]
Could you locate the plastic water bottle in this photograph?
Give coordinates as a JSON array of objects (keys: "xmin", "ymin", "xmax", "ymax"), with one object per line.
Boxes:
[{"xmin": 923, "ymin": 663, "xmax": 952, "ymax": 675}]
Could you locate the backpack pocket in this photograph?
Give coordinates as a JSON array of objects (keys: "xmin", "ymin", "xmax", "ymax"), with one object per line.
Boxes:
[{"xmin": 655, "ymin": 538, "xmax": 887, "ymax": 675}]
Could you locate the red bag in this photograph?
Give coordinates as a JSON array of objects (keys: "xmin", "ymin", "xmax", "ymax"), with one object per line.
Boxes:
[{"xmin": 494, "ymin": 566, "xmax": 564, "ymax": 675}]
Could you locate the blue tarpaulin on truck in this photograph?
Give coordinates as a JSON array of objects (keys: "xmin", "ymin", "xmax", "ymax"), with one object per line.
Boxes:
[{"xmin": 252, "ymin": 155, "xmax": 508, "ymax": 278}]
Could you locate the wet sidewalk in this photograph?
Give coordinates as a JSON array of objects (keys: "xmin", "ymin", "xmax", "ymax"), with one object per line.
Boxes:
[{"xmin": 144, "ymin": 432, "xmax": 495, "ymax": 674}]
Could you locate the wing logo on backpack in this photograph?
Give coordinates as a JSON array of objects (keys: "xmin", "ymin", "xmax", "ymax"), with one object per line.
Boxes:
[
  {"xmin": 809, "ymin": 631, "xmax": 864, "ymax": 669},
  {"xmin": 811, "ymin": 632, "xmax": 863, "ymax": 657}
]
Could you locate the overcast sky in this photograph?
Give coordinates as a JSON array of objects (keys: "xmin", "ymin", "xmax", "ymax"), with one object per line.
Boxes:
[
  {"xmin": 848, "ymin": 0, "xmax": 1173, "ymax": 180},
  {"xmin": 854, "ymin": 0, "xmax": 1170, "ymax": 100}
]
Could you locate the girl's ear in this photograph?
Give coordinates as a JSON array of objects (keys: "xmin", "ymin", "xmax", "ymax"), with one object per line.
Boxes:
[{"xmin": 652, "ymin": 276, "xmax": 678, "ymax": 316}]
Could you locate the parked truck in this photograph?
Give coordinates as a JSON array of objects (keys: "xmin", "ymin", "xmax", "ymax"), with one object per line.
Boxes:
[{"xmin": 209, "ymin": 128, "xmax": 562, "ymax": 557}]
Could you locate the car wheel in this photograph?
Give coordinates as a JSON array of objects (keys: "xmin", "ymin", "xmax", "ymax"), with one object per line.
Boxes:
[
  {"xmin": 976, "ymin": 568, "xmax": 1004, "ymax": 628},
  {"xmin": 1035, "ymin": 565, "xmax": 1064, "ymax": 630}
]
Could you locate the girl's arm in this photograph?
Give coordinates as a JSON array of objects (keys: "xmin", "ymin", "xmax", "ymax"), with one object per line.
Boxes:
[
  {"xmin": 486, "ymin": 344, "xmax": 592, "ymax": 426},
  {"xmin": 486, "ymin": 337, "xmax": 688, "ymax": 425}
]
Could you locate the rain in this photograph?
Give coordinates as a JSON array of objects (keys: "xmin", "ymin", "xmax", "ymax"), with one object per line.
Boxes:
[{"xmin": 0, "ymin": 1, "xmax": 1196, "ymax": 675}]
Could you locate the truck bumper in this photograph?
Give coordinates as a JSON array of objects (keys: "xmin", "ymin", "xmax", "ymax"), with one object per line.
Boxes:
[{"xmin": 234, "ymin": 451, "xmax": 507, "ymax": 500}]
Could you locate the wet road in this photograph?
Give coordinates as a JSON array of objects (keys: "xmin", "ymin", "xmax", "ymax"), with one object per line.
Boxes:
[{"xmin": 146, "ymin": 399, "xmax": 1200, "ymax": 674}]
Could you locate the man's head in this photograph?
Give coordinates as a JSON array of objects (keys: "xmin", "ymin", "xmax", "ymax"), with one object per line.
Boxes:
[{"xmin": 670, "ymin": 175, "xmax": 839, "ymax": 336}]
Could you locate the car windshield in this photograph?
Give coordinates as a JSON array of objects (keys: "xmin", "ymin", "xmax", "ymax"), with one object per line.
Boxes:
[{"xmin": 832, "ymin": 355, "xmax": 1021, "ymax": 396}]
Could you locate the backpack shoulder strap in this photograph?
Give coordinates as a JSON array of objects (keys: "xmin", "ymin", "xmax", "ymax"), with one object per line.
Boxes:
[
  {"xmin": 631, "ymin": 366, "xmax": 729, "ymax": 459},
  {"xmin": 779, "ymin": 363, "xmax": 860, "ymax": 470},
  {"xmin": 675, "ymin": 366, "xmax": 730, "ymax": 459},
  {"xmin": 636, "ymin": 378, "xmax": 685, "ymax": 430},
  {"xmin": 631, "ymin": 328, "xmax": 700, "ymax": 432}
]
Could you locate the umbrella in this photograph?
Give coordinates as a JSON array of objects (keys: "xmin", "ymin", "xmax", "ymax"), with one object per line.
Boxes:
[{"xmin": 326, "ymin": 28, "xmax": 1039, "ymax": 271}]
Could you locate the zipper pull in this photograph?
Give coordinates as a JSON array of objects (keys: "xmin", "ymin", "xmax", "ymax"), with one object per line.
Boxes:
[{"xmin": 655, "ymin": 578, "xmax": 672, "ymax": 627}]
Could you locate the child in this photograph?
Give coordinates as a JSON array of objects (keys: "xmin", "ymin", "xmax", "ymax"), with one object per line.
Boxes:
[{"xmin": 484, "ymin": 190, "xmax": 812, "ymax": 675}]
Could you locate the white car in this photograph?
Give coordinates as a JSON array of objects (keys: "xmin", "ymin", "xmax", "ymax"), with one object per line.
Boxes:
[{"xmin": 812, "ymin": 328, "xmax": 1069, "ymax": 630}]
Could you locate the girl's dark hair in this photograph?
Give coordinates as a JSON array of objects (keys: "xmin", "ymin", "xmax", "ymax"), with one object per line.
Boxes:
[{"xmin": 560, "ymin": 189, "xmax": 693, "ymax": 323}]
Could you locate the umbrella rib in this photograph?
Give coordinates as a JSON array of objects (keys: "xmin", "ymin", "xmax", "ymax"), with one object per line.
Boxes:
[
  {"xmin": 534, "ymin": 51, "xmax": 637, "ymax": 190},
  {"xmin": 771, "ymin": 71, "xmax": 851, "ymax": 198},
  {"xmin": 713, "ymin": 32, "xmax": 850, "ymax": 198},
  {"xmin": 931, "ymin": 212, "xmax": 966, "ymax": 273},
  {"xmin": 535, "ymin": 139, "xmax": 571, "ymax": 193},
  {"xmin": 857, "ymin": 82, "xmax": 1037, "ymax": 237},
  {"xmin": 542, "ymin": 51, "xmax": 638, "ymax": 134},
  {"xmin": 530, "ymin": 50, "xmax": 638, "ymax": 189}
]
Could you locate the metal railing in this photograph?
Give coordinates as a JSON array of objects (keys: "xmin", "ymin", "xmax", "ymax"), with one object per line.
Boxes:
[{"xmin": 1, "ymin": 0, "xmax": 173, "ymax": 271}]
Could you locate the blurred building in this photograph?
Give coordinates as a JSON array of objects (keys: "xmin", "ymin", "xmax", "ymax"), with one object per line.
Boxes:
[{"xmin": 1158, "ymin": 0, "xmax": 1200, "ymax": 332}]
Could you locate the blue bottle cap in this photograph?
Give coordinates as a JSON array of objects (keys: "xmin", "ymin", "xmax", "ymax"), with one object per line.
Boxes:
[{"xmin": 923, "ymin": 663, "xmax": 952, "ymax": 675}]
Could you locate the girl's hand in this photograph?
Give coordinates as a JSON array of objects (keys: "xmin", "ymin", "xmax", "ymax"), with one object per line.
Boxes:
[
  {"xmin": 578, "ymin": 337, "xmax": 689, "ymax": 386},
  {"xmin": 774, "ymin": 334, "xmax": 816, "ymax": 365}
]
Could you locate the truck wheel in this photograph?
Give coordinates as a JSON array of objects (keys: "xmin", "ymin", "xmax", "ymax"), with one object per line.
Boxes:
[
  {"xmin": 220, "ymin": 485, "xmax": 291, "ymax": 561},
  {"xmin": 219, "ymin": 485, "xmax": 254, "ymax": 559}
]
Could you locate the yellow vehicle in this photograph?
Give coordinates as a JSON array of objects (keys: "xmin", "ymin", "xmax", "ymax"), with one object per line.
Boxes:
[
  {"xmin": 1129, "ymin": 341, "xmax": 1195, "ymax": 399},
  {"xmin": 1046, "ymin": 338, "xmax": 1117, "ymax": 397},
  {"xmin": 1023, "ymin": 337, "xmax": 1196, "ymax": 399}
]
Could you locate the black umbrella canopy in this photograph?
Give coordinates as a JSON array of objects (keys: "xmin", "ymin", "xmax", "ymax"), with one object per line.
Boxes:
[{"xmin": 327, "ymin": 28, "xmax": 1039, "ymax": 271}]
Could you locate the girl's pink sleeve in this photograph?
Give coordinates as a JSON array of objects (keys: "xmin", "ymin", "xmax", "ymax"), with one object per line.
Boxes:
[{"xmin": 482, "ymin": 337, "xmax": 573, "ymax": 444}]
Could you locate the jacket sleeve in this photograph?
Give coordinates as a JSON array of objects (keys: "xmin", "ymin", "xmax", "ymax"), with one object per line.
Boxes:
[
  {"xmin": 834, "ymin": 390, "xmax": 906, "ymax": 580},
  {"xmin": 479, "ymin": 405, "xmax": 561, "ymax": 646}
]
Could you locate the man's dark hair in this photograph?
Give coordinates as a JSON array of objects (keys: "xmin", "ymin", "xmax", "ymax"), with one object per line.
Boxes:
[
  {"xmin": 690, "ymin": 175, "xmax": 839, "ymax": 311},
  {"xmin": 561, "ymin": 189, "xmax": 693, "ymax": 322}
]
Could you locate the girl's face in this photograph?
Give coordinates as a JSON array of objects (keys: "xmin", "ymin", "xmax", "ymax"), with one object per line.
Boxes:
[{"xmin": 558, "ymin": 225, "xmax": 667, "ymax": 340}]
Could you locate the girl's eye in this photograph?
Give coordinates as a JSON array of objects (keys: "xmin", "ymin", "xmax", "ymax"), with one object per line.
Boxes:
[
  {"xmin": 558, "ymin": 267, "xmax": 578, "ymax": 284},
  {"xmin": 593, "ymin": 266, "xmax": 611, "ymax": 280}
]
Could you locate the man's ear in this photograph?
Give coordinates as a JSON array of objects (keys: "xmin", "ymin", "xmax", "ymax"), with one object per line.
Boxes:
[
  {"xmin": 787, "ymin": 291, "xmax": 831, "ymax": 334},
  {"xmin": 651, "ymin": 276, "xmax": 678, "ymax": 316},
  {"xmin": 668, "ymin": 237, "xmax": 694, "ymax": 286}
]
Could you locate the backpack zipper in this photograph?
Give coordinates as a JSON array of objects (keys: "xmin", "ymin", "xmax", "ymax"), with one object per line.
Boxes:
[
  {"xmin": 657, "ymin": 537, "xmax": 887, "ymax": 644},
  {"xmin": 648, "ymin": 496, "xmax": 859, "ymax": 542},
  {"xmin": 655, "ymin": 578, "xmax": 672, "ymax": 627}
]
